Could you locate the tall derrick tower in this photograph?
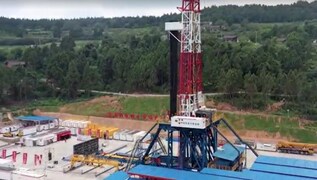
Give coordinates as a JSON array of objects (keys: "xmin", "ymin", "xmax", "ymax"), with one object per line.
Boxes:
[
  {"xmin": 178, "ymin": 0, "xmax": 204, "ymax": 116},
  {"xmin": 126, "ymin": 0, "xmax": 257, "ymax": 174}
]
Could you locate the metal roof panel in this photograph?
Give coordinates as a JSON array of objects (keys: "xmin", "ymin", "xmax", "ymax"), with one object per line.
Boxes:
[
  {"xmin": 16, "ymin": 116, "xmax": 56, "ymax": 122},
  {"xmin": 255, "ymin": 156, "xmax": 317, "ymax": 170},
  {"xmin": 105, "ymin": 171, "xmax": 129, "ymax": 180},
  {"xmin": 213, "ymin": 143, "xmax": 245, "ymax": 161},
  {"xmin": 128, "ymin": 165, "xmax": 242, "ymax": 180},
  {"xmin": 251, "ymin": 163, "xmax": 317, "ymax": 179}
]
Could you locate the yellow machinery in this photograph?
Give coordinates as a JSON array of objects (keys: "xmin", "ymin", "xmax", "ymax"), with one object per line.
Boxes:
[
  {"xmin": 3, "ymin": 131, "xmax": 22, "ymax": 138},
  {"xmin": 70, "ymin": 154, "xmax": 120, "ymax": 170},
  {"xmin": 81, "ymin": 124, "xmax": 118, "ymax": 139},
  {"xmin": 276, "ymin": 141, "xmax": 315, "ymax": 155}
]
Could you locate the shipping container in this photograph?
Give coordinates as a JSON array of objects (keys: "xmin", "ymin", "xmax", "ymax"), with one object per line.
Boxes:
[
  {"xmin": 133, "ymin": 131, "xmax": 151, "ymax": 143},
  {"xmin": 0, "ymin": 124, "xmax": 21, "ymax": 134},
  {"xmin": 36, "ymin": 134, "xmax": 56, "ymax": 146},
  {"xmin": 107, "ymin": 128, "xmax": 119, "ymax": 139},
  {"xmin": 12, "ymin": 168, "xmax": 45, "ymax": 180},
  {"xmin": 19, "ymin": 127, "xmax": 37, "ymax": 136},
  {"xmin": 69, "ymin": 128, "xmax": 78, "ymax": 136},
  {"xmin": 126, "ymin": 130, "xmax": 140, "ymax": 142},
  {"xmin": 0, "ymin": 167, "xmax": 14, "ymax": 180},
  {"xmin": 0, "ymin": 159, "xmax": 14, "ymax": 169},
  {"xmin": 113, "ymin": 130, "xmax": 124, "ymax": 140},
  {"xmin": 55, "ymin": 130, "xmax": 71, "ymax": 141},
  {"xmin": 22, "ymin": 136, "xmax": 37, "ymax": 147},
  {"xmin": 119, "ymin": 130, "xmax": 130, "ymax": 141},
  {"xmin": 77, "ymin": 134, "xmax": 92, "ymax": 141}
]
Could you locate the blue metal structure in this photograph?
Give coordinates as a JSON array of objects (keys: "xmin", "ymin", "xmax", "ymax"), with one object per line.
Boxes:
[
  {"xmin": 16, "ymin": 115, "xmax": 56, "ymax": 122},
  {"xmin": 255, "ymin": 155, "xmax": 317, "ymax": 170},
  {"xmin": 141, "ymin": 122, "xmax": 216, "ymax": 170},
  {"xmin": 130, "ymin": 116, "xmax": 256, "ymax": 171},
  {"xmin": 213, "ymin": 143, "xmax": 244, "ymax": 162},
  {"xmin": 107, "ymin": 156, "xmax": 317, "ymax": 180},
  {"xmin": 106, "ymin": 171, "xmax": 129, "ymax": 180},
  {"xmin": 127, "ymin": 165, "xmax": 243, "ymax": 180}
]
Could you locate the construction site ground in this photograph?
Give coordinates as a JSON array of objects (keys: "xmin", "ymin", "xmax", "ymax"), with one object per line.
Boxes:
[
  {"xmin": 0, "ymin": 136, "xmax": 316, "ymax": 180},
  {"xmin": 34, "ymin": 111, "xmax": 308, "ymax": 144},
  {"xmin": 0, "ymin": 137, "xmax": 136, "ymax": 180}
]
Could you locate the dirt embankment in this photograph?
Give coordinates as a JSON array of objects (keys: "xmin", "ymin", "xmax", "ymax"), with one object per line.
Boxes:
[
  {"xmin": 35, "ymin": 110, "xmax": 291, "ymax": 143},
  {"xmin": 34, "ymin": 111, "xmax": 157, "ymax": 131}
]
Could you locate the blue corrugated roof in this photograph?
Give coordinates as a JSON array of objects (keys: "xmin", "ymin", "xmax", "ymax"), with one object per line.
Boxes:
[
  {"xmin": 251, "ymin": 163, "xmax": 317, "ymax": 179},
  {"xmin": 201, "ymin": 168, "xmax": 250, "ymax": 179},
  {"xmin": 201, "ymin": 168, "xmax": 314, "ymax": 180},
  {"xmin": 213, "ymin": 143, "xmax": 245, "ymax": 161},
  {"xmin": 255, "ymin": 156, "xmax": 317, "ymax": 170},
  {"xmin": 105, "ymin": 171, "xmax": 129, "ymax": 180},
  {"xmin": 128, "ymin": 165, "xmax": 243, "ymax": 180},
  {"xmin": 16, "ymin": 116, "xmax": 56, "ymax": 122}
]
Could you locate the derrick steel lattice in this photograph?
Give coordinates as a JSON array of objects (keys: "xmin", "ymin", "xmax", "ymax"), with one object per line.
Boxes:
[{"xmin": 178, "ymin": 0, "xmax": 204, "ymax": 116}]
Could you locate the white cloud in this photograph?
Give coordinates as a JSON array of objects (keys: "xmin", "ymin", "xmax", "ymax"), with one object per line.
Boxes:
[{"xmin": 0, "ymin": 0, "xmax": 313, "ymax": 19}]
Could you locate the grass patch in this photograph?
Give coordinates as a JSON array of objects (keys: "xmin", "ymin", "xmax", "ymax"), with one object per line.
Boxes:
[
  {"xmin": 120, "ymin": 97, "xmax": 169, "ymax": 115},
  {"xmin": 221, "ymin": 112, "xmax": 317, "ymax": 143},
  {"xmin": 244, "ymin": 115, "xmax": 279, "ymax": 133},
  {"xmin": 62, "ymin": 102, "xmax": 110, "ymax": 117}
]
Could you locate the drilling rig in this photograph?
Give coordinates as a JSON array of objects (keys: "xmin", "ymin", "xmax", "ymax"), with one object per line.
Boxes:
[{"xmin": 126, "ymin": 0, "xmax": 257, "ymax": 172}]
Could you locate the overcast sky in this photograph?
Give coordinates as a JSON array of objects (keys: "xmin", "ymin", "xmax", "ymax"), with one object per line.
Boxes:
[{"xmin": 0, "ymin": 0, "xmax": 314, "ymax": 19}]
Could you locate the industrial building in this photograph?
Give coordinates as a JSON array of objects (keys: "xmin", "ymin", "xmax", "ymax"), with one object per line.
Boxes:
[{"xmin": 16, "ymin": 116, "xmax": 59, "ymax": 130}]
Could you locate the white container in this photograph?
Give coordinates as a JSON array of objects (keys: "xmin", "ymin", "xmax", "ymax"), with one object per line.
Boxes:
[
  {"xmin": 11, "ymin": 125, "xmax": 20, "ymax": 132},
  {"xmin": 133, "ymin": 131, "xmax": 151, "ymax": 142},
  {"xmin": 0, "ymin": 159, "xmax": 13, "ymax": 168},
  {"xmin": 0, "ymin": 168, "xmax": 13, "ymax": 180},
  {"xmin": 58, "ymin": 119, "xmax": 63, "ymax": 126},
  {"xmin": 70, "ymin": 128, "xmax": 78, "ymax": 135},
  {"xmin": 77, "ymin": 134, "xmax": 92, "ymax": 141},
  {"xmin": 113, "ymin": 130, "xmax": 123, "ymax": 140},
  {"xmin": 23, "ymin": 137, "xmax": 37, "ymax": 147},
  {"xmin": 0, "ymin": 127, "xmax": 10, "ymax": 134},
  {"xmin": 19, "ymin": 127, "xmax": 37, "ymax": 136},
  {"xmin": 126, "ymin": 130, "xmax": 139, "ymax": 142},
  {"xmin": 171, "ymin": 116, "xmax": 210, "ymax": 129},
  {"xmin": 12, "ymin": 168, "xmax": 45, "ymax": 180},
  {"xmin": 49, "ymin": 123, "xmax": 55, "ymax": 129},
  {"xmin": 76, "ymin": 122, "xmax": 81, "ymax": 128},
  {"xmin": 82, "ymin": 121, "xmax": 89, "ymax": 128},
  {"xmin": 36, "ymin": 134, "xmax": 56, "ymax": 146},
  {"xmin": 119, "ymin": 130, "xmax": 130, "ymax": 141}
]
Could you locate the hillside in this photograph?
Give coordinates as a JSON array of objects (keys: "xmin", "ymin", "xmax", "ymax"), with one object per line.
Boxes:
[
  {"xmin": 0, "ymin": 1, "xmax": 317, "ymax": 46},
  {"xmin": 30, "ymin": 96, "xmax": 317, "ymax": 143}
]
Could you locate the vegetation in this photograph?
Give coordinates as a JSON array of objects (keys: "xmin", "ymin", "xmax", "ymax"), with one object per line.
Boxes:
[
  {"xmin": 223, "ymin": 112, "xmax": 317, "ymax": 143},
  {"xmin": 16, "ymin": 95, "xmax": 316, "ymax": 143},
  {"xmin": 0, "ymin": 1, "xmax": 317, "ymax": 122}
]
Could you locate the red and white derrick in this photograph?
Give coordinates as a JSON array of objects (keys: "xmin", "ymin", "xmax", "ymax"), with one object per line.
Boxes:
[{"xmin": 178, "ymin": 0, "xmax": 204, "ymax": 117}]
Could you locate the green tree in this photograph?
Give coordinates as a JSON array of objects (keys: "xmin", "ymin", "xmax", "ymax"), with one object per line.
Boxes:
[
  {"xmin": 60, "ymin": 36, "xmax": 75, "ymax": 52},
  {"xmin": 65, "ymin": 60, "xmax": 80, "ymax": 99},
  {"xmin": 244, "ymin": 73, "xmax": 258, "ymax": 108},
  {"xmin": 218, "ymin": 69, "xmax": 243, "ymax": 97}
]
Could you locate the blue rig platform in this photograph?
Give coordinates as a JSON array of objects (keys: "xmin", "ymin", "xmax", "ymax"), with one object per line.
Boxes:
[{"xmin": 107, "ymin": 155, "xmax": 317, "ymax": 180}]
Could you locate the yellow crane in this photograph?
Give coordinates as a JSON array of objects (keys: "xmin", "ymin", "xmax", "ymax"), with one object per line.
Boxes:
[
  {"xmin": 70, "ymin": 155, "xmax": 121, "ymax": 170},
  {"xmin": 276, "ymin": 141, "xmax": 316, "ymax": 155}
]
